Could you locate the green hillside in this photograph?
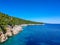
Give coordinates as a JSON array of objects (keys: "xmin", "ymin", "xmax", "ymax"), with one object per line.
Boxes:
[
  {"xmin": 0, "ymin": 12, "xmax": 43, "ymax": 33},
  {"xmin": 0, "ymin": 12, "xmax": 43, "ymax": 25}
]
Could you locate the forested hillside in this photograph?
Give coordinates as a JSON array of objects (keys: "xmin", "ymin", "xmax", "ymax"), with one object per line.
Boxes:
[
  {"xmin": 0, "ymin": 12, "xmax": 43, "ymax": 33},
  {"xmin": 0, "ymin": 12, "xmax": 43, "ymax": 25}
]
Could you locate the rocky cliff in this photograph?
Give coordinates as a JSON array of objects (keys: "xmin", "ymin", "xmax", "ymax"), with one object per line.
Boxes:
[{"xmin": 0, "ymin": 25, "xmax": 22, "ymax": 43}]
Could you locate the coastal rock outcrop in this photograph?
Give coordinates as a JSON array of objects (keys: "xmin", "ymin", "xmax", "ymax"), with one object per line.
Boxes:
[
  {"xmin": 5, "ymin": 25, "xmax": 13, "ymax": 37},
  {"xmin": 0, "ymin": 25, "xmax": 23, "ymax": 43},
  {"xmin": 0, "ymin": 32, "xmax": 8, "ymax": 42},
  {"xmin": 0, "ymin": 24, "xmax": 43, "ymax": 43},
  {"xmin": 12, "ymin": 25, "xmax": 22, "ymax": 35}
]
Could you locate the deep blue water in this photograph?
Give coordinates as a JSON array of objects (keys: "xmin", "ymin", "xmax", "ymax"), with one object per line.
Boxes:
[{"xmin": 0, "ymin": 24, "xmax": 60, "ymax": 45}]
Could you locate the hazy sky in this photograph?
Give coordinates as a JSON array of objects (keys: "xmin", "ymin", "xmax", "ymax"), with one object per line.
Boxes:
[{"xmin": 0, "ymin": 0, "xmax": 60, "ymax": 24}]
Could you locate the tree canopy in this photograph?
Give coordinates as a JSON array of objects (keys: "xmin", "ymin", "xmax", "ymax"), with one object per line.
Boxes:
[{"xmin": 0, "ymin": 12, "xmax": 43, "ymax": 33}]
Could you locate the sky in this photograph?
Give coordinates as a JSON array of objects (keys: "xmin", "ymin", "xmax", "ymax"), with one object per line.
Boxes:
[{"xmin": 0, "ymin": 0, "xmax": 60, "ymax": 24}]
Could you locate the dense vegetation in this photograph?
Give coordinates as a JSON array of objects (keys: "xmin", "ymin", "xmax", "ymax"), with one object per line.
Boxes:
[
  {"xmin": 0, "ymin": 12, "xmax": 43, "ymax": 33},
  {"xmin": 0, "ymin": 12, "xmax": 43, "ymax": 25}
]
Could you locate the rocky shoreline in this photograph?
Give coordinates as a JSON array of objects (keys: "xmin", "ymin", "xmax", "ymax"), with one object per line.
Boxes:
[
  {"xmin": 0, "ymin": 25, "xmax": 23, "ymax": 43},
  {"xmin": 0, "ymin": 24, "xmax": 44, "ymax": 43}
]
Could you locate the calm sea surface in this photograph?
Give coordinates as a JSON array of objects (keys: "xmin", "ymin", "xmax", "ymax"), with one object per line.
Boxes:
[{"xmin": 0, "ymin": 24, "xmax": 60, "ymax": 45}]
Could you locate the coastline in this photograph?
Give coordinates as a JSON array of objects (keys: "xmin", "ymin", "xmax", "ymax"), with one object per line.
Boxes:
[
  {"xmin": 0, "ymin": 24, "xmax": 44, "ymax": 43},
  {"xmin": 21, "ymin": 24, "xmax": 45, "ymax": 26},
  {"xmin": 0, "ymin": 25, "xmax": 23, "ymax": 43}
]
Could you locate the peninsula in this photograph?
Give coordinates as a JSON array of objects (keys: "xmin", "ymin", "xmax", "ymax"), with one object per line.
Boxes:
[{"xmin": 0, "ymin": 12, "xmax": 43, "ymax": 43}]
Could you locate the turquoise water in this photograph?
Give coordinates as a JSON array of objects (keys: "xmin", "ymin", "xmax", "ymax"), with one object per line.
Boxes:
[{"xmin": 0, "ymin": 24, "xmax": 60, "ymax": 45}]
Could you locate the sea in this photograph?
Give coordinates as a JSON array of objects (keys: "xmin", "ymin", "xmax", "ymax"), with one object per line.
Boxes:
[{"xmin": 0, "ymin": 24, "xmax": 60, "ymax": 45}]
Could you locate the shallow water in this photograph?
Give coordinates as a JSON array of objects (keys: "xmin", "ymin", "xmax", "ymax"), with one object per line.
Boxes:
[{"xmin": 0, "ymin": 24, "xmax": 60, "ymax": 45}]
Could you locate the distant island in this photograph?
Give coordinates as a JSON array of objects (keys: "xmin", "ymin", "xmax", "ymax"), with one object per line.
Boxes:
[{"xmin": 0, "ymin": 12, "xmax": 43, "ymax": 43}]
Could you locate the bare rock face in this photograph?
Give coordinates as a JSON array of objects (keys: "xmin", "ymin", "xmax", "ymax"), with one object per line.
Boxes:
[
  {"xmin": 0, "ymin": 32, "xmax": 8, "ymax": 43},
  {"xmin": 5, "ymin": 26, "xmax": 12, "ymax": 37},
  {"xmin": 5, "ymin": 30, "xmax": 12, "ymax": 37},
  {"xmin": 12, "ymin": 25, "xmax": 22, "ymax": 35},
  {"xmin": 0, "ymin": 25, "xmax": 23, "ymax": 43}
]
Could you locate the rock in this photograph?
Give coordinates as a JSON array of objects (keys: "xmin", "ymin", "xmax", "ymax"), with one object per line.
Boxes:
[
  {"xmin": 0, "ymin": 32, "xmax": 8, "ymax": 43},
  {"xmin": 12, "ymin": 25, "xmax": 22, "ymax": 35},
  {"xmin": 0, "ymin": 25, "xmax": 23, "ymax": 43},
  {"xmin": 5, "ymin": 25, "xmax": 12, "ymax": 37}
]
